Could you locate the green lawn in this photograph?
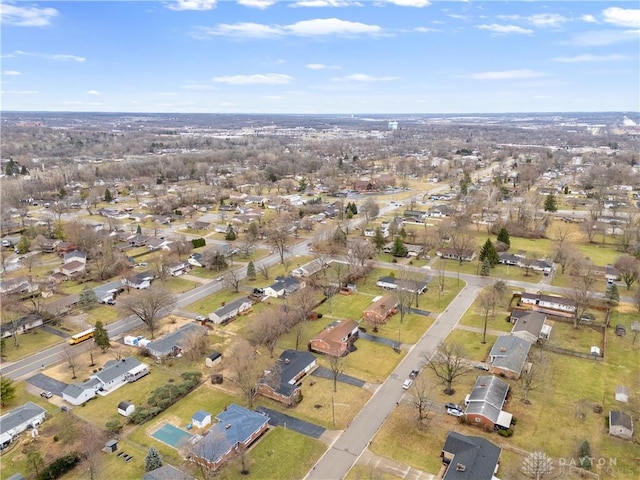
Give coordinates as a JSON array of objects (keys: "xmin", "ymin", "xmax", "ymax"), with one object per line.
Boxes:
[
  {"xmin": 413, "ymin": 277, "xmax": 464, "ymax": 315},
  {"xmin": 545, "ymin": 320, "xmax": 604, "ymax": 353},
  {"xmin": 444, "ymin": 329, "xmax": 497, "ymax": 363},
  {"xmin": 1, "ymin": 329, "xmax": 65, "ymax": 362},
  {"xmin": 576, "ymin": 243, "xmax": 622, "ymax": 267},
  {"xmin": 458, "ymin": 305, "xmax": 512, "ymax": 334}
]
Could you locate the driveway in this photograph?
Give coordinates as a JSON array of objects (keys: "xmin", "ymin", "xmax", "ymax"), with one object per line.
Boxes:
[
  {"xmin": 311, "ymin": 366, "xmax": 366, "ymax": 388},
  {"xmin": 256, "ymin": 406, "xmax": 326, "ymax": 439},
  {"xmin": 25, "ymin": 373, "xmax": 68, "ymax": 397},
  {"xmin": 358, "ymin": 332, "xmax": 399, "ymax": 349},
  {"xmin": 39, "ymin": 324, "xmax": 69, "ymax": 338}
]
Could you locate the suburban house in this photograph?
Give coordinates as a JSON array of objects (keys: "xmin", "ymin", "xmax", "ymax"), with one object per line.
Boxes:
[
  {"xmin": 127, "ymin": 234, "xmax": 150, "ymax": 247},
  {"xmin": 436, "ymin": 248, "xmax": 476, "ymax": 262},
  {"xmin": 0, "ymin": 314, "xmax": 44, "ymax": 339},
  {"xmin": 142, "ymin": 464, "xmax": 196, "ymax": 480},
  {"xmin": 188, "ymin": 253, "xmax": 204, "ymax": 268},
  {"xmin": 498, "ymin": 252, "xmax": 553, "ymax": 273},
  {"xmin": 257, "ymin": 349, "xmax": 317, "ymax": 406},
  {"xmin": 375, "ymin": 276, "xmax": 429, "ymax": 295},
  {"xmin": 192, "ymin": 410, "xmax": 213, "ymax": 429},
  {"xmin": 464, "ymin": 376, "xmax": 512, "ymax": 431},
  {"xmin": 208, "ymin": 297, "xmax": 253, "ymax": 325},
  {"xmin": 519, "ymin": 292, "xmax": 576, "ymax": 314},
  {"xmin": 0, "ymin": 401, "xmax": 47, "ymax": 450},
  {"xmin": 0, "ymin": 276, "xmax": 39, "ymax": 296},
  {"xmin": 403, "ymin": 209, "xmax": 428, "ymax": 223},
  {"xmin": 509, "ymin": 309, "xmax": 552, "ymax": 344},
  {"xmin": 145, "ymin": 323, "xmax": 207, "ymax": 360},
  {"xmin": 62, "ymin": 250, "xmax": 86, "ymax": 265},
  {"xmin": 146, "ymin": 237, "xmax": 173, "ymax": 251},
  {"xmin": 362, "ymin": 294, "xmax": 398, "ymax": 325},
  {"xmin": 164, "ymin": 261, "xmax": 190, "ymax": 277},
  {"xmin": 60, "ymin": 260, "xmax": 86, "ymax": 278},
  {"xmin": 309, "ymin": 319, "xmax": 359, "ymax": 357},
  {"xmin": 264, "ymin": 276, "xmax": 305, "ymax": 299},
  {"xmin": 609, "ymin": 411, "xmax": 633, "ymax": 440},
  {"xmin": 488, "ymin": 335, "xmax": 532, "ymax": 379},
  {"xmin": 189, "ymin": 404, "xmax": 269, "ymax": 471},
  {"xmin": 56, "ymin": 242, "xmax": 80, "ymax": 256},
  {"xmin": 63, "ymin": 357, "xmax": 150, "ymax": 405},
  {"xmin": 39, "ymin": 238, "xmax": 61, "ymax": 253},
  {"xmin": 440, "ymin": 431, "xmax": 501, "ymax": 480},
  {"xmin": 592, "ymin": 264, "xmax": 621, "ymax": 282},
  {"xmin": 122, "ymin": 270, "xmax": 156, "ymax": 289},
  {"xmin": 291, "ymin": 259, "xmax": 328, "ymax": 278}
]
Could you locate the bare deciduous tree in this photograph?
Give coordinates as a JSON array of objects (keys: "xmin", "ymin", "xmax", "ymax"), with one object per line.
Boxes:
[
  {"xmin": 422, "ymin": 342, "xmax": 471, "ymax": 395},
  {"xmin": 63, "ymin": 344, "xmax": 80, "ymax": 379},
  {"xmin": 246, "ymin": 309, "xmax": 283, "ymax": 358},
  {"xmin": 118, "ymin": 286, "xmax": 176, "ymax": 338},
  {"xmin": 223, "ymin": 269, "xmax": 241, "ymax": 293},
  {"xmin": 614, "ymin": 254, "xmax": 640, "ymax": 290},
  {"xmin": 410, "ymin": 376, "xmax": 432, "ymax": 430},
  {"xmin": 266, "ymin": 214, "xmax": 293, "ymax": 265},
  {"xmin": 520, "ymin": 349, "xmax": 547, "ymax": 405},
  {"xmin": 328, "ymin": 354, "xmax": 345, "ymax": 393},
  {"xmin": 226, "ymin": 338, "xmax": 269, "ymax": 408}
]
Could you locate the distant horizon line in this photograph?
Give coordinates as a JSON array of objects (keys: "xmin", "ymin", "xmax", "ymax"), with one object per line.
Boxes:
[{"xmin": 2, "ymin": 110, "xmax": 639, "ymax": 116}]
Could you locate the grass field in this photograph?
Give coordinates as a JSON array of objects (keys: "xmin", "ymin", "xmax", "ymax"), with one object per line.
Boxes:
[{"xmin": 1, "ymin": 329, "xmax": 64, "ymax": 362}]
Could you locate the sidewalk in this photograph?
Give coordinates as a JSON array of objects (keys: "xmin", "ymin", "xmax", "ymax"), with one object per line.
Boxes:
[
  {"xmin": 357, "ymin": 448, "xmax": 436, "ymax": 480},
  {"xmin": 455, "ymin": 324, "xmax": 507, "ymax": 337}
]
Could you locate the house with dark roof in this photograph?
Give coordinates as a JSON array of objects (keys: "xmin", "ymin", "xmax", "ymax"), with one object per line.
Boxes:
[
  {"xmin": 436, "ymin": 248, "xmax": 476, "ymax": 262},
  {"xmin": 192, "ymin": 410, "xmax": 212, "ymax": 429},
  {"xmin": 609, "ymin": 411, "xmax": 633, "ymax": 439},
  {"xmin": 509, "ymin": 309, "xmax": 552, "ymax": 344},
  {"xmin": 209, "ymin": 297, "xmax": 253, "ymax": 325},
  {"xmin": 60, "ymin": 260, "xmax": 86, "ymax": 278},
  {"xmin": 440, "ymin": 431, "xmax": 501, "ymax": 480},
  {"xmin": 519, "ymin": 292, "xmax": 576, "ymax": 314},
  {"xmin": 0, "ymin": 402, "xmax": 47, "ymax": 450},
  {"xmin": 464, "ymin": 376, "xmax": 512, "ymax": 431},
  {"xmin": 0, "ymin": 314, "xmax": 44, "ymax": 339},
  {"xmin": 0, "ymin": 276, "xmax": 38, "ymax": 296},
  {"xmin": 309, "ymin": 319, "xmax": 359, "ymax": 357},
  {"xmin": 375, "ymin": 276, "xmax": 429, "ymax": 295},
  {"xmin": 142, "ymin": 464, "xmax": 196, "ymax": 480},
  {"xmin": 488, "ymin": 335, "xmax": 532, "ymax": 379},
  {"xmin": 362, "ymin": 294, "xmax": 398, "ymax": 325},
  {"xmin": 122, "ymin": 270, "xmax": 156, "ymax": 289},
  {"xmin": 264, "ymin": 276, "xmax": 305, "ymax": 298},
  {"xmin": 145, "ymin": 323, "xmax": 207, "ymax": 360},
  {"xmin": 257, "ymin": 350, "xmax": 317, "ymax": 406},
  {"xmin": 189, "ymin": 404, "xmax": 269, "ymax": 471}
]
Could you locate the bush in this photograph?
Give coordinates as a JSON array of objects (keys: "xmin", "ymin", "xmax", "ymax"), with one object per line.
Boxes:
[
  {"xmin": 106, "ymin": 419, "xmax": 122, "ymax": 433},
  {"xmin": 53, "ymin": 435, "xmax": 59, "ymax": 442},
  {"xmin": 37, "ymin": 453, "xmax": 81, "ymax": 480},
  {"xmin": 497, "ymin": 428, "xmax": 514, "ymax": 437}
]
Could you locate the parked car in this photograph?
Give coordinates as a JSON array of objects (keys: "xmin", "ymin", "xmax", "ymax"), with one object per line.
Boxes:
[
  {"xmin": 445, "ymin": 402, "xmax": 463, "ymax": 411},
  {"xmin": 195, "ymin": 315, "xmax": 207, "ymax": 322},
  {"xmin": 474, "ymin": 363, "xmax": 490, "ymax": 371},
  {"xmin": 40, "ymin": 391, "xmax": 53, "ymax": 399},
  {"xmin": 402, "ymin": 378, "xmax": 413, "ymax": 390},
  {"xmin": 409, "ymin": 369, "xmax": 420, "ymax": 379},
  {"xmin": 446, "ymin": 407, "xmax": 464, "ymax": 417}
]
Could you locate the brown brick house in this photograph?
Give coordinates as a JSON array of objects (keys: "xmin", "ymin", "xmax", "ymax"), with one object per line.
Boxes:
[{"xmin": 309, "ymin": 319, "xmax": 359, "ymax": 357}]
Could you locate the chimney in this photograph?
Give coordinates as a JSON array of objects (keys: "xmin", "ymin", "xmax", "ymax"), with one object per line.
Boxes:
[{"xmin": 284, "ymin": 358, "xmax": 290, "ymax": 365}]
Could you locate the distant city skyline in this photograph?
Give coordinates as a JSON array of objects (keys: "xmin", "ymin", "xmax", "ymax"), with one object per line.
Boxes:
[{"xmin": 1, "ymin": 1, "xmax": 638, "ymax": 114}]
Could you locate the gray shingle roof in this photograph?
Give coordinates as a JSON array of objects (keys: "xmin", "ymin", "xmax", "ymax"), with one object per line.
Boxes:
[
  {"xmin": 465, "ymin": 376, "xmax": 509, "ymax": 423},
  {"xmin": 489, "ymin": 335, "xmax": 531, "ymax": 375},
  {"xmin": 95, "ymin": 357, "xmax": 143, "ymax": 384},
  {"xmin": 142, "ymin": 464, "xmax": 196, "ymax": 480},
  {"xmin": 146, "ymin": 323, "xmax": 206, "ymax": 357},
  {"xmin": 0, "ymin": 402, "xmax": 46, "ymax": 435},
  {"xmin": 442, "ymin": 431, "xmax": 501, "ymax": 480}
]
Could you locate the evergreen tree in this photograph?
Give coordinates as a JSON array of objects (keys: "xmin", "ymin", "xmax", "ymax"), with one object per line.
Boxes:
[
  {"xmin": 496, "ymin": 227, "xmax": 510, "ymax": 247},
  {"xmin": 20, "ymin": 165, "xmax": 28, "ymax": 175},
  {"xmin": 78, "ymin": 286, "xmax": 98, "ymax": 309},
  {"xmin": 225, "ymin": 225, "xmax": 237, "ymax": 241},
  {"xmin": 332, "ymin": 226, "xmax": 347, "ymax": 246},
  {"xmin": 479, "ymin": 239, "xmax": 499, "ymax": 266},
  {"xmin": 606, "ymin": 284, "xmax": 620, "ymax": 306},
  {"xmin": 349, "ymin": 202, "xmax": 358, "ymax": 215},
  {"xmin": 15, "ymin": 236, "xmax": 30, "ymax": 254},
  {"xmin": 247, "ymin": 260, "xmax": 256, "ymax": 280},
  {"xmin": 104, "ymin": 188, "xmax": 113, "ymax": 202},
  {"xmin": 144, "ymin": 446, "xmax": 163, "ymax": 472},
  {"xmin": 373, "ymin": 227, "xmax": 386, "ymax": 252},
  {"xmin": 136, "ymin": 224, "xmax": 142, "ymax": 234},
  {"xmin": 480, "ymin": 257, "xmax": 491, "ymax": 276},
  {"xmin": 0, "ymin": 376, "xmax": 16, "ymax": 406},
  {"xmin": 390, "ymin": 236, "xmax": 408, "ymax": 257},
  {"xmin": 544, "ymin": 193, "xmax": 558, "ymax": 212},
  {"xmin": 93, "ymin": 320, "xmax": 111, "ymax": 353}
]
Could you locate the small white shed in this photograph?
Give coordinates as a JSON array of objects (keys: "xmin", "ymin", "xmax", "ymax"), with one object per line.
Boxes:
[
  {"xmin": 192, "ymin": 410, "xmax": 212, "ymax": 429},
  {"xmin": 615, "ymin": 385, "xmax": 629, "ymax": 403},
  {"xmin": 117, "ymin": 401, "xmax": 135, "ymax": 417},
  {"xmin": 205, "ymin": 351, "xmax": 222, "ymax": 368}
]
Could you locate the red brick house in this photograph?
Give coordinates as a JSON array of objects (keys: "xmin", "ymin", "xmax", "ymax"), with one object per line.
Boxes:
[
  {"xmin": 309, "ymin": 319, "xmax": 359, "ymax": 357},
  {"xmin": 257, "ymin": 350, "xmax": 317, "ymax": 406},
  {"xmin": 362, "ymin": 294, "xmax": 398, "ymax": 326},
  {"xmin": 464, "ymin": 376, "xmax": 512, "ymax": 431}
]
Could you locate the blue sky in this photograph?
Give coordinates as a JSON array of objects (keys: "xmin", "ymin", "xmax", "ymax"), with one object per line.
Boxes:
[{"xmin": 1, "ymin": 1, "xmax": 638, "ymax": 114}]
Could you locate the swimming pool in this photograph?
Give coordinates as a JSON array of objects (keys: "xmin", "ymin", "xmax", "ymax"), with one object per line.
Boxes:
[{"xmin": 151, "ymin": 423, "xmax": 193, "ymax": 448}]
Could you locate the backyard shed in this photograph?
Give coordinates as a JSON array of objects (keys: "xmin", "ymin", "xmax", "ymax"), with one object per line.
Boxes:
[
  {"xmin": 103, "ymin": 439, "xmax": 118, "ymax": 453},
  {"xmin": 615, "ymin": 385, "xmax": 629, "ymax": 403},
  {"xmin": 192, "ymin": 410, "xmax": 212, "ymax": 429},
  {"xmin": 205, "ymin": 351, "xmax": 222, "ymax": 368},
  {"xmin": 117, "ymin": 401, "xmax": 135, "ymax": 417},
  {"xmin": 609, "ymin": 411, "xmax": 634, "ymax": 440}
]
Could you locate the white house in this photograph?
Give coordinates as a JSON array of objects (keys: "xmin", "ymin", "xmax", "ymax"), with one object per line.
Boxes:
[
  {"xmin": 62, "ymin": 378, "xmax": 101, "ymax": 405},
  {"xmin": 93, "ymin": 357, "xmax": 149, "ymax": 393},
  {"xmin": 209, "ymin": 297, "xmax": 253, "ymax": 325},
  {"xmin": 192, "ymin": 410, "xmax": 212, "ymax": 429},
  {"xmin": 519, "ymin": 293, "xmax": 576, "ymax": 314},
  {"xmin": 264, "ymin": 276, "xmax": 304, "ymax": 298},
  {"xmin": 122, "ymin": 270, "xmax": 155, "ymax": 289},
  {"xmin": 0, "ymin": 402, "xmax": 47, "ymax": 450}
]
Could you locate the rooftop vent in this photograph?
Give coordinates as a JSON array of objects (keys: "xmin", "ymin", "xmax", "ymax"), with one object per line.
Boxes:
[
  {"xmin": 456, "ymin": 463, "xmax": 466, "ymax": 472},
  {"xmin": 225, "ymin": 424, "xmax": 232, "ymax": 429}
]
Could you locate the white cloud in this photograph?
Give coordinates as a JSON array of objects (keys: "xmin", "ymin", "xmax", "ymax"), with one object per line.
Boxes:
[
  {"xmin": 212, "ymin": 73, "xmax": 293, "ymax": 85},
  {"xmin": 3, "ymin": 70, "xmax": 21, "ymax": 76},
  {"xmin": 0, "ymin": 4, "xmax": 58, "ymax": 27},
  {"xmin": 292, "ymin": 0, "xmax": 360, "ymax": 7},
  {"xmin": 554, "ymin": 54, "xmax": 628, "ymax": 63},
  {"xmin": 191, "ymin": 23, "xmax": 283, "ymax": 39},
  {"xmin": 384, "ymin": 0, "xmax": 431, "ymax": 7},
  {"xmin": 476, "ymin": 24, "xmax": 533, "ymax": 35},
  {"xmin": 237, "ymin": 0, "xmax": 277, "ymax": 9},
  {"xmin": 331, "ymin": 73, "xmax": 399, "ymax": 82},
  {"xmin": 286, "ymin": 18, "xmax": 382, "ymax": 36},
  {"xmin": 181, "ymin": 83, "xmax": 216, "ymax": 90},
  {"xmin": 52, "ymin": 54, "xmax": 86, "ymax": 62},
  {"xmin": 306, "ymin": 63, "xmax": 341, "ymax": 70},
  {"xmin": 568, "ymin": 29, "xmax": 639, "ymax": 46},
  {"xmin": 602, "ymin": 7, "xmax": 640, "ymax": 28},
  {"xmin": 465, "ymin": 69, "xmax": 546, "ymax": 80},
  {"xmin": 413, "ymin": 26, "xmax": 440, "ymax": 33},
  {"xmin": 581, "ymin": 14, "xmax": 598, "ymax": 24},
  {"xmin": 167, "ymin": 0, "xmax": 216, "ymax": 11},
  {"xmin": 87, "ymin": 90, "xmax": 102, "ymax": 95},
  {"xmin": 527, "ymin": 14, "xmax": 567, "ymax": 28},
  {"xmin": 264, "ymin": 95, "xmax": 283, "ymax": 100}
]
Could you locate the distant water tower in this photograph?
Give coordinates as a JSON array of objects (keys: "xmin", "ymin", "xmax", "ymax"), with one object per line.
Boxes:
[{"xmin": 388, "ymin": 121, "xmax": 398, "ymax": 130}]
